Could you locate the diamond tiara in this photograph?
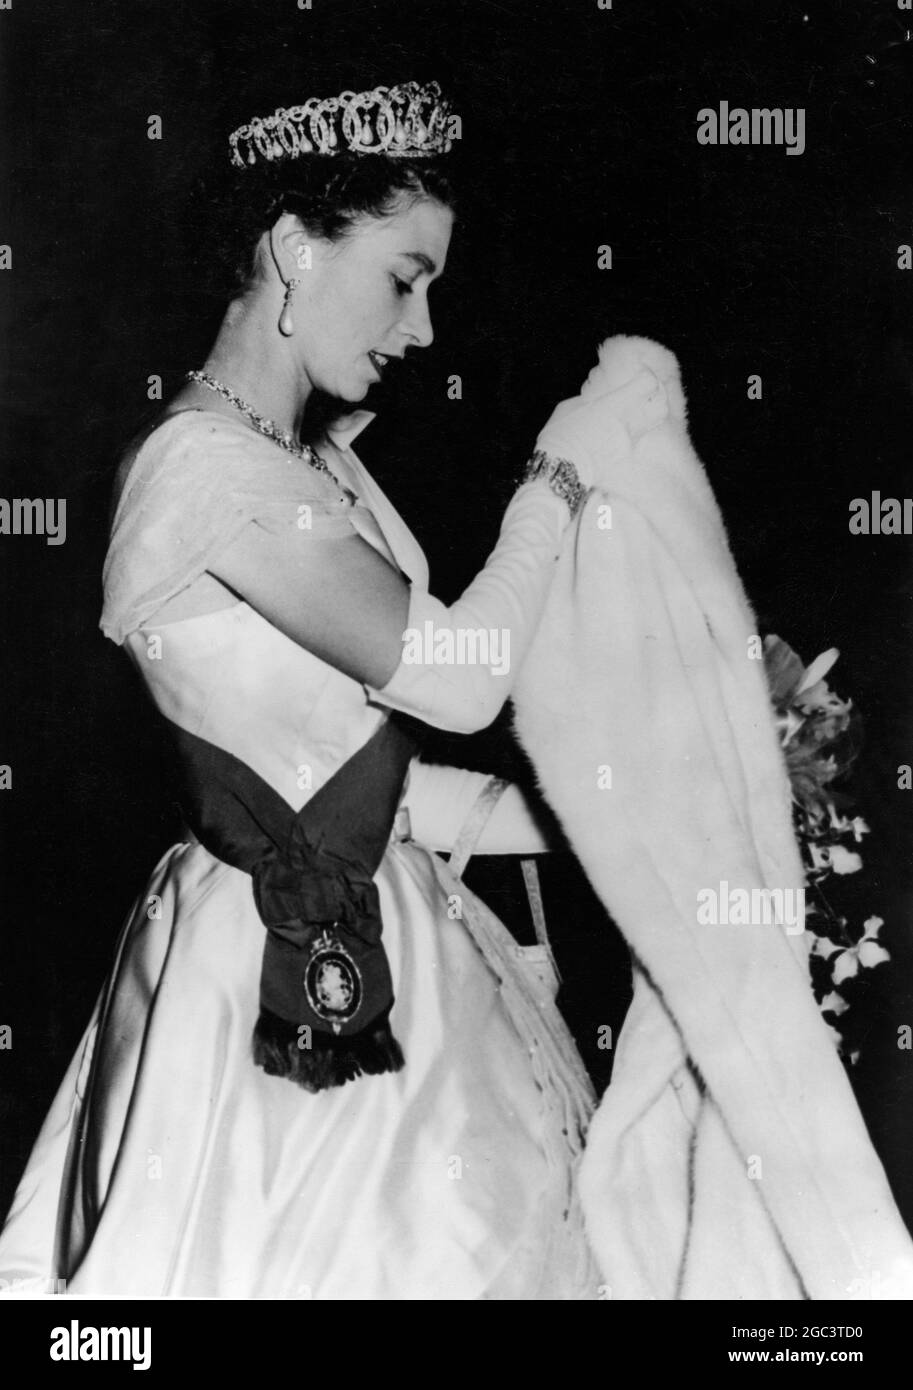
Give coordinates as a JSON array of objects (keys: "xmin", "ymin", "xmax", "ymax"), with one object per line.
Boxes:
[{"xmin": 229, "ymin": 81, "xmax": 454, "ymax": 168}]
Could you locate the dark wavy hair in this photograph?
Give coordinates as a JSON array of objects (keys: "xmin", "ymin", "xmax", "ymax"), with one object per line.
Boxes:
[{"xmin": 188, "ymin": 151, "xmax": 456, "ymax": 303}]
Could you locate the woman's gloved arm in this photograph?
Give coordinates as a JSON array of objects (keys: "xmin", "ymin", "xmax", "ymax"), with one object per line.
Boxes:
[
  {"xmin": 365, "ymin": 480, "xmax": 571, "ymax": 733},
  {"xmin": 208, "ymin": 349, "xmax": 667, "ymax": 737},
  {"xmin": 366, "ymin": 363, "xmax": 667, "ymax": 733},
  {"xmin": 402, "ymin": 758, "xmax": 551, "ymax": 855}
]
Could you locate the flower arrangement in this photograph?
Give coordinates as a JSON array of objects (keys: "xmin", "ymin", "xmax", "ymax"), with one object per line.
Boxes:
[{"xmin": 763, "ymin": 635, "xmax": 889, "ymax": 1061}]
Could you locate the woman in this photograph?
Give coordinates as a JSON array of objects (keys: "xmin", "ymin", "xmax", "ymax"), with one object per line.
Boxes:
[{"xmin": 0, "ymin": 81, "xmax": 635, "ymax": 1299}]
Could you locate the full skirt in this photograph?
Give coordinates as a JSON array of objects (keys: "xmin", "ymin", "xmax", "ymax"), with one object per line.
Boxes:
[{"xmin": 0, "ymin": 835, "xmax": 596, "ymax": 1299}]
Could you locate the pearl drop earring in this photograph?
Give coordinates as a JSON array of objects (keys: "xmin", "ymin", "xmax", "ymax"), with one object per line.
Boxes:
[{"xmin": 278, "ymin": 277, "xmax": 301, "ymax": 336}]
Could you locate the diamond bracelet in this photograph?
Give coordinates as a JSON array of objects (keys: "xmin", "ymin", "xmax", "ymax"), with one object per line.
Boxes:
[{"xmin": 519, "ymin": 449, "xmax": 588, "ymax": 519}]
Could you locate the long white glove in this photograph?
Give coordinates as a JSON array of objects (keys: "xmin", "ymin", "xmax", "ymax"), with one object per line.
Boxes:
[
  {"xmin": 366, "ymin": 351, "xmax": 667, "ymax": 734},
  {"xmin": 402, "ymin": 759, "xmax": 550, "ymax": 855}
]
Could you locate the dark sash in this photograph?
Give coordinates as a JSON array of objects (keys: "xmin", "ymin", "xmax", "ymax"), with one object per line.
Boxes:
[{"xmin": 164, "ymin": 712, "xmax": 421, "ymax": 1092}]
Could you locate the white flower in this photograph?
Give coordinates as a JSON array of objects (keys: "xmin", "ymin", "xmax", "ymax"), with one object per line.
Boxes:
[
  {"xmin": 810, "ymin": 933, "xmax": 842, "ymax": 960},
  {"xmin": 833, "ymin": 953, "xmax": 858, "ymax": 985},
  {"xmin": 795, "ymin": 648, "xmax": 841, "ymax": 701},
  {"xmin": 809, "ymin": 843, "xmax": 863, "ymax": 875},
  {"xmin": 821, "ymin": 990, "xmax": 850, "ymax": 1017},
  {"xmin": 826, "ymin": 806, "xmax": 869, "ymax": 840},
  {"xmin": 775, "ymin": 707, "xmax": 805, "ymax": 748},
  {"xmin": 830, "ymin": 845, "xmax": 864, "ymax": 874},
  {"xmin": 831, "ymin": 917, "xmax": 890, "ymax": 984}
]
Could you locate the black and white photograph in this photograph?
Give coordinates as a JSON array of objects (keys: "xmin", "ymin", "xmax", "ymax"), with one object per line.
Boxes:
[{"xmin": 1, "ymin": 0, "xmax": 912, "ymax": 1344}]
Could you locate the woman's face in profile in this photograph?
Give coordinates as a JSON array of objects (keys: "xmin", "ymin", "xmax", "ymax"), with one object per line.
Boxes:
[{"xmin": 295, "ymin": 196, "xmax": 453, "ymax": 402}]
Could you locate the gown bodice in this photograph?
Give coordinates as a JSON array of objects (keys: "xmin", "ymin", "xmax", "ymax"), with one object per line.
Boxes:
[
  {"xmin": 105, "ymin": 407, "xmax": 426, "ymax": 811},
  {"xmin": 0, "ymin": 403, "xmax": 598, "ymax": 1301}
]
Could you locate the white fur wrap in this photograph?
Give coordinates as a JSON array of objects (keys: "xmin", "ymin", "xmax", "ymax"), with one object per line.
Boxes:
[{"xmin": 513, "ymin": 335, "xmax": 913, "ymax": 1299}]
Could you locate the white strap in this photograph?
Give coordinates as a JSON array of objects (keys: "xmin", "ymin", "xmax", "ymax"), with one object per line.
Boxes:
[
  {"xmin": 449, "ymin": 776, "xmax": 510, "ymax": 878},
  {"xmin": 521, "ymin": 857, "xmax": 549, "ymax": 950},
  {"xmin": 449, "ymin": 777, "xmax": 557, "ymax": 970}
]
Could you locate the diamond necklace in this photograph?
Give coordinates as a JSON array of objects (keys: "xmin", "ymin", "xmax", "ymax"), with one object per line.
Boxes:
[{"xmin": 185, "ymin": 369, "xmax": 356, "ymax": 505}]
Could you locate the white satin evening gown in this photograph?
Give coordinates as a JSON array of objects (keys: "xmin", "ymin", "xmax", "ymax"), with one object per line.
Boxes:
[{"xmin": 0, "ymin": 408, "xmax": 596, "ymax": 1299}]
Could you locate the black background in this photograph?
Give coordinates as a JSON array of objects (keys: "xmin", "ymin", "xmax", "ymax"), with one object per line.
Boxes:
[{"xmin": 1, "ymin": 0, "xmax": 912, "ymax": 1232}]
